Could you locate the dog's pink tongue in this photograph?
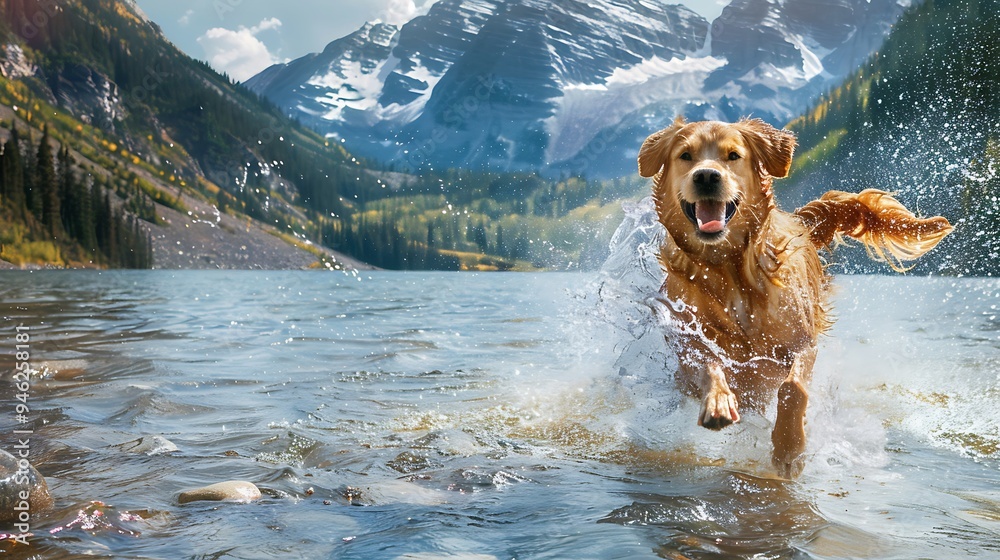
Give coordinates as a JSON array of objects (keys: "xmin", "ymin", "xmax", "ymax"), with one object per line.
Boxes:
[{"xmin": 696, "ymin": 201, "xmax": 727, "ymax": 233}]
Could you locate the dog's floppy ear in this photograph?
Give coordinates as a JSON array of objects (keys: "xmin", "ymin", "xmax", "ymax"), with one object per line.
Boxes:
[
  {"xmin": 735, "ymin": 118, "xmax": 797, "ymax": 178},
  {"xmin": 638, "ymin": 116, "xmax": 686, "ymax": 178}
]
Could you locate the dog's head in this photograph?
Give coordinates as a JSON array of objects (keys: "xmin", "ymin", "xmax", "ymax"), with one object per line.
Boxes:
[{"xmin": 639, "ymin": 117, "xmax": 796, "ymax": 249}]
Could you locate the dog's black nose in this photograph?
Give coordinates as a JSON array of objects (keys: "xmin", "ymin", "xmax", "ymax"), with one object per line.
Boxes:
[
  {"xmin": 693, "ymin": 168, "xmax": 722, "ymax": 196},
  {"xmin": 693, "ymin": 168, "xmax": 721, "ymax": 187}
]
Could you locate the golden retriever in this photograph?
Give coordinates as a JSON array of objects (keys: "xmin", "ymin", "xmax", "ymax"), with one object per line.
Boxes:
[{"xmin": 638, "ymin": 117, "xmax": 953, "ymax": 477}]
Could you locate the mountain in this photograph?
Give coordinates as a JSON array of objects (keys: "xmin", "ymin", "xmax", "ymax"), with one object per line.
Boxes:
[
  {"xmin": 706, "ymin": 0, "xmax": 909, "ymax": 103},
  {"xmin": 0, "ymin": 0, "xmax": 461, "ymax": 269},
  {"xmin": 782, "ymin": 0, "xmax": 999, "ymax": 276},
  {"xmin": 246, "ymin": 0, "xmax": 912, "ymax": 178}
]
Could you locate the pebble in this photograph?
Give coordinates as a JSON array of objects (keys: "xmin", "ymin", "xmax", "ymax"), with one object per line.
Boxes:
[
  {"xmin": 177, "ymin": 480, "xmax": 261, "ymax": 504},
  {"xmin": 38, "ymin": 359, "xmax": 88, "ymax": 380},
  {"xmin": 112, "ymin": 436, "xmax": 179, "ymax": 455},
  {"xmin": 0, "ymin": 449, "xmax": 53, "ymax": 522}
]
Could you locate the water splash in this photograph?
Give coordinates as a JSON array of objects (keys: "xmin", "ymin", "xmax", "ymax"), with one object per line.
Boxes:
[
  {"xmin": 570, "ymin": 197, "xmax": 897, "ymax": 475},
  {"xmin": 561, "ymin": 198, "xmax": 766, "ymax": 468}
]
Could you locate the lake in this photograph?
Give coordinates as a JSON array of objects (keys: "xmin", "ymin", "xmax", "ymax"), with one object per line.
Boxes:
[{"xmin": 0, "ymin": 227, "xmax": 998, "ymax": 558}]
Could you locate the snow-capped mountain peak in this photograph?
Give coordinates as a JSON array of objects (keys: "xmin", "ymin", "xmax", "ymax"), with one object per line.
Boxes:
[{"xmin": 246, "ymin": 0, "xmax": 910, "ymax": 178}]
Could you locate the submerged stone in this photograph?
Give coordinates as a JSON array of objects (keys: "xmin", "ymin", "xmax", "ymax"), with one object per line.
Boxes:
[
  {"xmin": 0, "ymin": 449, "xmax": 53, "ymax": 522},
  {"xmin": 386, "ymin": 451, "xmax": 435, "ymax": 473},
  {"xmin": 177, "ymin": 480, "xmax": 261, "ymax": 504},
  {"xmin": 112, "ymin": 436, "xmax": 179, "ymax": 455}
]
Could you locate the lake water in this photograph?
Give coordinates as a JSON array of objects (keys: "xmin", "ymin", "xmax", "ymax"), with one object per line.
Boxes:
[{"xmin": 1, "ymin": 214, "xmax": 999, "ymax": 558}]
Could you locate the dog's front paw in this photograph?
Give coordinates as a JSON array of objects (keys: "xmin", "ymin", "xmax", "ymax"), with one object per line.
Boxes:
[{"xmin": 699, "ymin": 387, "xmax": 740, "ymax": 430}]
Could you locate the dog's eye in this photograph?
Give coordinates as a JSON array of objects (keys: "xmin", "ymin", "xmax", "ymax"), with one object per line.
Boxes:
[
  {"xmin": 728, "ymin": 152, "xmax": 741, "ymax": 161},
  {"xmin": 680, "ymin": 152, "xmax": 692, "ymax": 161}
]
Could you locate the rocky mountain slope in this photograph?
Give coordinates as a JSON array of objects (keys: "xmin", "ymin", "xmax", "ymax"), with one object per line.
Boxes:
[
  {"xmin": 247, "ymin": 0, "xmax": 913, "ymax": 178},
  {"xmin": 0, "ymin": 0, "xmax": 395, "ymax": 269}
]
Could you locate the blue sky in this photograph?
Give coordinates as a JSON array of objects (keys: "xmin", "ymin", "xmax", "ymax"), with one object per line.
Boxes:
[{"xmin": 135, "ymin": 0, "xmax": 728, "ymax": 82}]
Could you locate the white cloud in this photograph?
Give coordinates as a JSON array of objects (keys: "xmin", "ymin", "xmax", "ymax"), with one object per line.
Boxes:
[
  {"xmin": 251, "ymin": 17, "xmax": 283, "ymax": 34},
  {"xmin": 379, "ymin": 0, "xmax": 437, "ymax": 26},
  {"xmin": 197, "ymin": 18, "xmax": 284, "ymax": 83},
  {"xmin": 380, "ymin": 0, "xmax": 418, "ymax": 25},
  {"xmin": 178, "ymin": 9, "xmax": 194, "ymax": 26}
]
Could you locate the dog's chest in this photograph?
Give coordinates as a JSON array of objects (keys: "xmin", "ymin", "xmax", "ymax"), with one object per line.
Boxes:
[
  {"xmin": 725, "ymin": 297, "xmax": 755, "ymax": 333},
  {"xmin": 665, "ymin": 272, "xmax": 810, "ymax": 356}
]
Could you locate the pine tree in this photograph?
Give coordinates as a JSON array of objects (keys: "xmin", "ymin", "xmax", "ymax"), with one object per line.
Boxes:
[
  {"xmin": 495, "ymin": 224, "xmax": 507, "ymax": 258},
  {"xmin": 58, "ymin": 145, "xmax": 76, "ymax": 238},
  {"xmin": 0, "ymin": 127, "xmax": 26, "ymax": 212},
  {"xmin": 473, "ymin": 220, "xmax": 488, "ymax": 253},
  {"xmin": 146, "ymin": 228, "xmax": 154, "ymax": 268},
  {"xmin": 77, "ymin": 177, "xmax": 96, "ymax": 253},
  {"xmin": 35, "ymin": 125, "xmax": 60, "ymax": 236}
]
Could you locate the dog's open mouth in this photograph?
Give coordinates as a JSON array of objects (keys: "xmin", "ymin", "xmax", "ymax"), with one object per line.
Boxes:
[{"xmin": 682, "ymin": 200, "xmax": 739, "ymax": 235}]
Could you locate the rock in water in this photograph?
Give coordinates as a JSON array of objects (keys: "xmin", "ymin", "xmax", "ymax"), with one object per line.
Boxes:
[
  {"xmin": 177, "ymin": 481, "xmax": 261, "ymax": 504},
  {"xmin": 112, "ymin": 436, "xmax": 179, "ymax": 455},
  {"xmin": 0, "ymin": 449, "xmax": 53, "ymax": 522}
]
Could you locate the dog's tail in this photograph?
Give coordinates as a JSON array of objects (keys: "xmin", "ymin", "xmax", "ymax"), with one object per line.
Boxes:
[{"xmin": 795, "ymin": 189, "xmax": 953, "ymax": 272}]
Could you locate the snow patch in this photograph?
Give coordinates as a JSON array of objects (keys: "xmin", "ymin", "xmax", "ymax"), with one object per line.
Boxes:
[
  {"xmin": 368, "ymin": 57, "xmax": 445, "ymax": 123},
  {"xmin": 544, "ymin": 56, "xmax": 726, "ymax": 165},
  {"xmin": 404, "ymin": 58, "xmax": 442, "ymax": 92},
  {"xmin": 605, "ymin": 55, "xmax": 726, "ymax": 87},
  {"xmin": 564, "ymin": 83, "xmax": 608, "ymax": 92},
  {"xmin": 311, "ymin": 61, "xmax": 387, "ymax": 121},
  {"xmin": 786, "ymin": 34, "xmax": 832, "ymax": 82}
]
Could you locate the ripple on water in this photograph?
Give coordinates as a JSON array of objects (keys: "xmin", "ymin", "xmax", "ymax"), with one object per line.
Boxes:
[
  {"xmin": 105, "ymin": 390, "xmax": 216, "ymax": 427},
  {"xmin": 600, "ymin": 471, "xmax": 825, "ymax": 558},
  {"xmin": 254, "ymin": 432, "xmax": 323, "ymax": 467}
]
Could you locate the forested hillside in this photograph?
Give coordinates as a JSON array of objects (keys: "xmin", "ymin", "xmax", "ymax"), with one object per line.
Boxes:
[
  {"xmin": 784, "ymin": 0, "xmax": 1000, "ymax": 275},
  {"xmin": 0, "ymin": 122, "xmax": 151, "ymax": 266}
]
